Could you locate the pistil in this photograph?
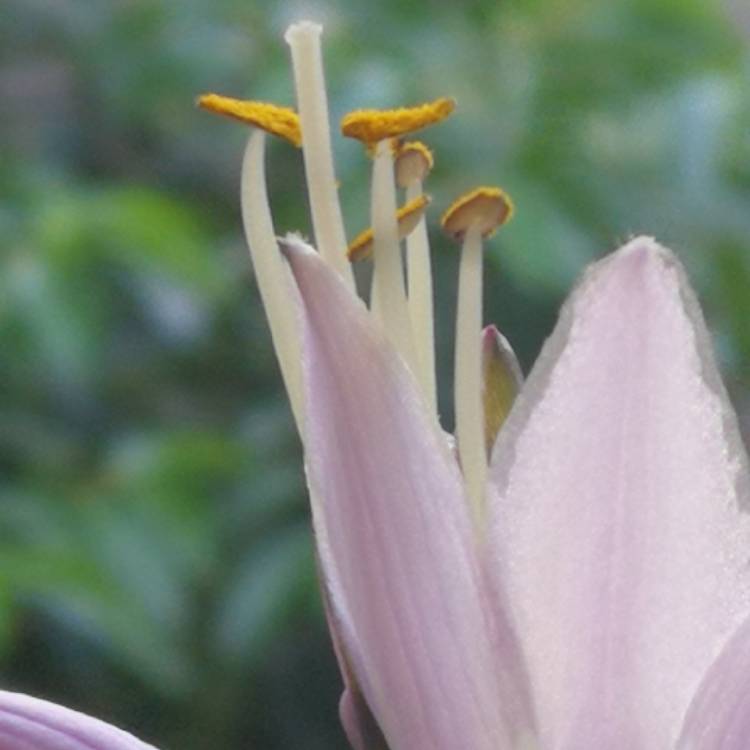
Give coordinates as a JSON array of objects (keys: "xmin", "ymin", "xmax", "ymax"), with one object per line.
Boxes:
[{"xmin": 285, "ymin": 22, "xmax": 354, "ymax": 288}]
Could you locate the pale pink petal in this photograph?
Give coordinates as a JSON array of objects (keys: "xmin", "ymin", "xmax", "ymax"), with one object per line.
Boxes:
[
  {"xmin": 489, "ymin": 237, "xmax": 750, "ymax": 750},
  {"xmin": 0, "ymin": 691, "xmax": 157, "ymax": 750},
  {"xmin": 677, "ymin": 613, "xmax": 750, "ymax": 750},
  {"xmin": 282, "ymin": 236, "xmax": 536, "ymax": 750},
  {"xmin": 339, "ymin": 688, "xmax": 389, "ymax": 750},
  {"xmin": 317, "ymin": 554, "xmax": 389, "ymax": 750}
]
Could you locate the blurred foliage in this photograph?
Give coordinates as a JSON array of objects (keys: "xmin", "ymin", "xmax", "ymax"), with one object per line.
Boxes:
[{"xmin": 1, "ymin": 0, "xmax": 749, "ymax": 748}]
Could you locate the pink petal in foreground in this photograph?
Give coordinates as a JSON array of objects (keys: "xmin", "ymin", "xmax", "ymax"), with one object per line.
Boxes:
[
  {"xmin": 282, "ymin": 236, "xmax": 536, "ymax": 750},
  {"xmin": 677, "ymin": 614, "xmax": 750, "ymax": 750},
  {"xmin": 317, "ymin": 555, "xmax": 389, "ymax": 750},
  {"xmin": 0, "ymin": 691, "xmax": 157, "ymax": 750},
  {"xmin": 489, "ymin": 237, "xmax": 750, "ymax": 749}
]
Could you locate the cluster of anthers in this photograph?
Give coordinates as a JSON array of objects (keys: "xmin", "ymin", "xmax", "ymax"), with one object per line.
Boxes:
[{"xmin": 198, "ymin": 21, "xmax": 519, "ymax": 526}]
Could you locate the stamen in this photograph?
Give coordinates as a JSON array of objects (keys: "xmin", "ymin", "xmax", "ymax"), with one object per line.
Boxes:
[
  {"xmin": 197, "ymin": 94, "xmax": 302, "ymax": 147},
  {"xmin": 481, "ymin": 324, "xmax": 523, "ymax": 457},
  {"xmin": 347, "ymin": 194, "xmax": 431, "ymax": 262},
  {"xmin": 441, "ymin": 186, "xmax": 514, "ymax": 241},
  {"xmin": 395, "ymin": 141, "xmax": 434, "ymax": 188},
  {"xmin": 370, "ymin": 138, "xmax": 417, "ymax": 370},
  {"xmin": 446, "ymin": 186, "xmax": 514, "ymax": 523},
  {"xmin": 405, "ymin": 183, "xmax": 437, "ymax": 414},
  {"xmin": 394, "ymin": 140, "xmax": 437, "ymax": 410},
  {"xmin": 454, "ymin": 224, "xmax": 487, "ymax": 522},
  {"xmin": 240, "ymin": 131, "xmax": 304, "ymax": 428},
  {"xmin": 285, "ymin": 22, "xmax": 354, "ymax": 288},
  {"xmin": 341, "ymin": 97, "xmax": 456, "ymax": 143}
]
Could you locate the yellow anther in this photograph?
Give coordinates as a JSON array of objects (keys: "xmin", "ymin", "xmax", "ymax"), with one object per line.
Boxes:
[
  {"xmin": 341, "ymin": 97, "xmax": 456, "ymax": 144},
  {"xmin": 197, "ymin": 93, "xmax": 302, "ymax": 147},
  {"xmin": 441, "ymin": 186, "xmax": 514, "ymax": 242},
  {"xmin": 395, "ymin": 141, "xmax": 434, "ymax": 188},
  {"xmin": 348, "ymin": 194, "xmax": 432, "ymax": 262}
]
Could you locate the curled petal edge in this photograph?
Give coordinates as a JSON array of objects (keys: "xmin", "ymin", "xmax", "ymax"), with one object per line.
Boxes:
[{"xmin": 0, "ymin": 691, "xmax": 158, "ymax": 750}]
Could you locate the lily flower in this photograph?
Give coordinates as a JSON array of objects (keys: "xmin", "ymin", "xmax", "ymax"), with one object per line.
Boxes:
[{"xmin": 199, "ymin": 20, "xmax": 750, "ymax": 750}]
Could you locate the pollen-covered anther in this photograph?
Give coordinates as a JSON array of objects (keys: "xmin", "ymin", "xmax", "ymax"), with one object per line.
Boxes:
[
  {"xmin": 348, "ymin": 194, "xmax": 432, "ymax": 262},
  {"xmin": 441, "ymin": 186, "xmax": 514, "ymax": 242},
  {"xmin": 197, "ymin": 93, "xmax": 302, "ymax": 147},
  {"xmin": 395, "ymin": 141, "xmax": 434, "ymax": 188},
  {"xmin": 341, "ymin": 97, "xmax": 456, "ymax": 144}
]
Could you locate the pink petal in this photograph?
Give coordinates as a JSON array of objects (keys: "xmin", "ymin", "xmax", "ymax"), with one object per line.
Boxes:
[
  {"xmin": 0, "ymin": 691, "xmax": 157, "ymax": 750},
  {"xmin": 488, "ymin": 237, "xmax": 750, "ymax": 749},
  {"xmin": 677, "ymin": 614, "xmax": 750, "ymax": 750},
  {"xmin": 282, "ymin": 237, "xmax": 535, "ymax": 750},
  {"xmin": 339, "ymin": 688, "xmax": 389, "ymax": 750},
  {"xmin": 317, "ymin": 554, "xmax": 389, "ymax": 750}
]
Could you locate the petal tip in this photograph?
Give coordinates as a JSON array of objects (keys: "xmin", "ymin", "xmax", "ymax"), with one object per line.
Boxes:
[
  {"xmin": 482, "ymin": 323, "xmax": 501, "ymax": 349},
  {"xmin": 610, "ymin": 235, "xmax": 678, "ymax": 270},
  {"xmin": 278, "ymin": 232, "xmax": 317, "ymax": 261},
  {"xmin": 580, "ymin": 235, "xmax": 683, "ymax": 304}
]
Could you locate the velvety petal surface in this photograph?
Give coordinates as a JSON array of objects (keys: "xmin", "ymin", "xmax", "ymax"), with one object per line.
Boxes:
[
  {"xmin": 489, "ymin": 237, "xmax": 750, "ymax": 749},
  {"xmin": 283, "ymin": 237, "xmax": 536, "ymax": 750},
  {"xmin": 677, "ymin": 613, "xmax": 750, "ymax": 750},
  {"xmin": 0, "ymin": 691, "xmax": 157, "ymax": 750}
]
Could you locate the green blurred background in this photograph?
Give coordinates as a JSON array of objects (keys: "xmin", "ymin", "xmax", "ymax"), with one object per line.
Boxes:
[{"xmin": 2, "ymin": 0, "xmax": 749, "ymax": 747}]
